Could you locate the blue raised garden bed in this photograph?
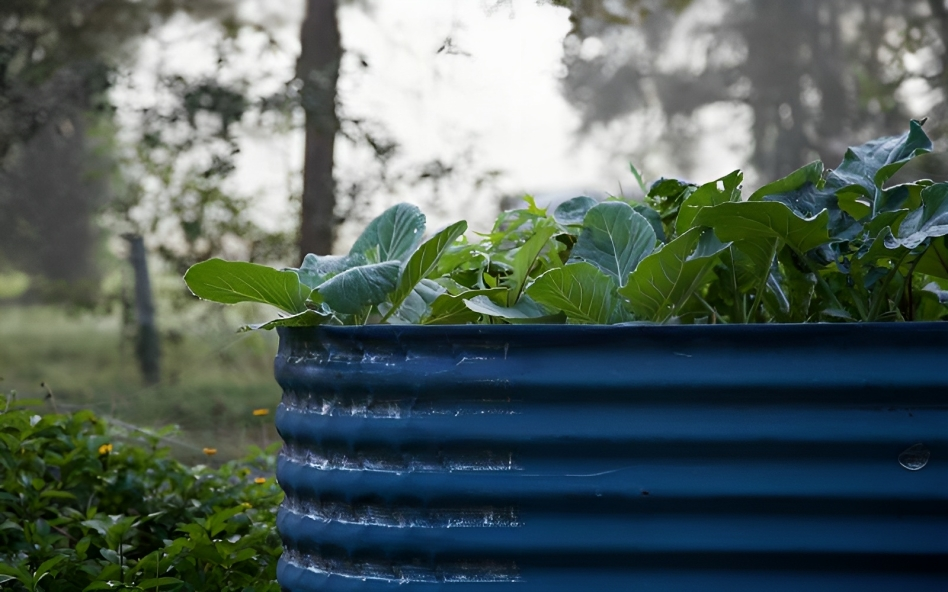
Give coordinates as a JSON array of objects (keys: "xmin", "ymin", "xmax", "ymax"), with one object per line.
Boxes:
[{"xmin": 273, "ymin": 323, "xmax": 948, "ymax": 591}]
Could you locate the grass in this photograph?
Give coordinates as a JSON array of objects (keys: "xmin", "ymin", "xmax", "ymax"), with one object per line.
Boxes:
[{"xmin": 0, "ymin": 302, "xmax": 284, "ymax": 463}]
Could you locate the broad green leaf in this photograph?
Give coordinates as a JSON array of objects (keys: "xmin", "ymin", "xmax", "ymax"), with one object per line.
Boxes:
[
  {"xmin": 415, "ymin": 278, "xmax": 446, "ymax": 301},
  {"xmin": 894, "ymin": 183, "xmax": 948, "ymax": 249},
  {"xmin": 434, "ymin": 276, "xmax": 475, "ymax": 295},
  {"xmin": 732, "ymin": 238, "xmax": 779, "ymax": 282},
  {"xmin": 645, "ymin": 177, "xmax": 696, "ymax": 238},
  {"xmin": 293, "ymin": 253, "xmax": 366, "ymax": 289},
  {"xmin": 239, "ymin": 310, "xmax": 331, "ymax": 332},
  {"xmin": 718, "ymin": 238, "xmax": 780, "ymax": 321},
  {"xmin": 677, "ymin": 169, "xmax": 743, "ymax": 233},
  {"xmin": 859, "ymin": 184, "xmax": 946, "ymax": 265},
  {"xmin": 526, "ymin": 262, "xmax": 619, "ymax": 324},
  {"xmin": 631, "ymin": 204, "xmax": 666, "ymax": 243},
  {"xmin": 435, "ymin": 240, "xmax": 486, "ymax": 277},
  {"xmin": 620, "ymin": 228, "xmax": 729, "ymax": 322},
  {"xmin": 316, "ymin": 261, "xmax": 400, "ymax": 314},
  {"xmin": 915, "ymin": 236, "xmax": 948, "ymax": 280},
  {"xmin": 382, "ymin": 279, "xmax": 446, "ymax": 324},
  {"xmin": 764, "ymin": 182, "xmax": 859, "ymax": 240},
  {"xmin": 184, "ymin": 259, "xmax": 308, "ymax": 314},
  {"xmin": 748, "ymin": 161, "xmax": 823, "ymax": 202},
  {"xmin": 503, "ymin": 222, "xmax": 558, "ymax": 305},
  {"xmin": 570, "ymin": 202, "xmax": 655, "ymax": 287},
  {"xmin": 464, "ymin": 294, "xmax": 550, "ymax": 320},
  {"xmin": 877, "ymin": 181, "xmax": 928, "ymax": 213},
  {"xmin": 856, "ymin": 227, "xmax": 908, "ymax": 264},
  {"xmin": 825, "ymin": 121, "xmax": 932, "ymax": 228},
  {"xmin": 837, "ymin": 192, "xmax": 872, "ymax": 220},
  {"xmin": 384, "ymin": 221, "xmax": 467, "ymax": 321},
  {"xmin": 729, "ymin": 238, "xmax": 781, "ymax": 321},
  {"xmin": 824, "ymin": 119, "xmax": 932, "ymax": 209},
  {"xmin": 553, "ymin": 196, "xmax": 598, "ymax": 226},
  {"xmin": 864, "ymin": 209, "xmax": 909, "ymax": 238},
  {"xmin": 717, "ymin": 245, "xmax": 759, "ymax": 301},
  {"xmin": 648, "ymin": 177, "xmax": 696, "ymax": 201},
  {"xmin": 744, "ymin": 159, "xmax": 860, "ymax": 240},
  {"xmin": 693, "ymin": 201, "xmax": 830, "ymax": 254},
  {"xmin": 424, "ymin": 288, "xmax": 506, "ymax": 325},
  {"xmin": 349, "ymin": 203, "xmax": 426, "ymax": 262}
]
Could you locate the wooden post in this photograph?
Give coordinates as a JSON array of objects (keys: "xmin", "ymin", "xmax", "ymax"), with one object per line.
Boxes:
[{"xmin": 123, "ymin": 234, "xmax": 161, "ymax": 384}]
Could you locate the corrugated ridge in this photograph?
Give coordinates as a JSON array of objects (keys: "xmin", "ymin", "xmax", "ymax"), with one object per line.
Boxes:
[{"xmin": 274, "ymin": 323, "xmax": 948, "ymax": 591}]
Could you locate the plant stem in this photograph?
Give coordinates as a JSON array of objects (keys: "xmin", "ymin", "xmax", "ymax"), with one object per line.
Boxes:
[
  {"xmin": 794, "ymin": 247, "xmax": 846, "ymax": 315},
  {"xmin": 746, "ymin": 243, "xmax": 778, "ymax": 322},
  {"xmin": 867, "ymin": 251, "xmax": 911, "ymax": 321},
  {"xmin": 694, "ymin": 294, "xmax": 725, "ymax": 323},
  {"xmin": 727, "ymin": 247, "xmax": 744, "ymax": 323},
  {"xmin": 899, "ymin": 256, "xmax": 921, "ymax": 321},
  {"xmin": 847, "ymin": 286, "xmax": 869, "ymax": 321}
]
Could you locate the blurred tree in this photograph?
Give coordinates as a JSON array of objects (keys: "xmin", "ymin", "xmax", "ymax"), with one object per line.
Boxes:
[
  {"xmin": 549, "ymin": 0, "xmax": 947, "ymax": 183},
  {"xmin": 1, "ymin": 0, "xmax": 504, "ymax": 297},
  {"xmin": 298, "ymin": 0, "xmax": 341, "ymax": 259},
  {"xmin": 105, "ymin": 71, "xmax": 299, "ymax": 280},
  {"xmin": 293, "ymin": 0, "xmax": 505, "ymax": 257},
  {"xmin": 0, "ymin": 0, "xmax": 237, "ymax": 301},
  {"xmin": 0, "ymin": 0, "xmax": 236, "ymax": 161}
]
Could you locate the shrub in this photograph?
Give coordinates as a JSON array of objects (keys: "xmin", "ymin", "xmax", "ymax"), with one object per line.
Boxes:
[{"xmin": 0, "ymin": 392, "xmax": 283, "ymax": 592}]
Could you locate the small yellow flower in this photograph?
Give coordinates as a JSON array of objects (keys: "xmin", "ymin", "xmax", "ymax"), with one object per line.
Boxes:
[
  {"xmin": 98, "ymin": 443, "xmax": 113, "ymax": 455},
  {"xmin": 241, "ymin": 502, "xmax": 253, "ymax": 509},
  {"xmin": 254, "ymin": 477, "xmax": 266, "ymax": 484},
  {"xmin": 252, "ymin": 408, "xmax": 269, "ymax": 417},
  {"xmin": 203, "ymin": 447, "xmax": 218, "ymax": 456}
]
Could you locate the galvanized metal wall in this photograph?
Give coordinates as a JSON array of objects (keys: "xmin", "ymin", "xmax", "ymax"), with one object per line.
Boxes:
[{"xmin": 274, "ymin": 324, "xmax": 948, "ymax": 591}]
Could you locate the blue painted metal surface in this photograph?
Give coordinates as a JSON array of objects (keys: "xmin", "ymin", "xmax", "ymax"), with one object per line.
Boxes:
[{"xmin": 273, "ymin": 323, "xmax": 948, "ymax": 591}]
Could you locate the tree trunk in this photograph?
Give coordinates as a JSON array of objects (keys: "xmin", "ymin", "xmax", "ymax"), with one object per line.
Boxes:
[
  {"xmin": 123, "ymin": 234, "xmax": 161, "ymax": 385},
  {"xmin": 929, "ymin": 0, "xmax": 948, "ymax": 90},
  {"xmin": 298, "ymin": 0, "xmax": 341, "ymax": 260}
]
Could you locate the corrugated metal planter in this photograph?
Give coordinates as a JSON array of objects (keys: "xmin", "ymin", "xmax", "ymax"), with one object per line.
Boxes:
[{"xmin": 273, "ymin": 323, "xmax": 948, "ymax": 591}]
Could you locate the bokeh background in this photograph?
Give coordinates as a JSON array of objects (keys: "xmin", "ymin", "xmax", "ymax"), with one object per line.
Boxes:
[{"xmin": 2, "ymin": 0, "xmax": 946, "ymax": 459}]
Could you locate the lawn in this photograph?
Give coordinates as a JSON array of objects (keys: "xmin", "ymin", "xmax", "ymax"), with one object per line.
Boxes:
[{"xmin": 0, "ymin": 303, "xmax": 283, "ymax": 463}]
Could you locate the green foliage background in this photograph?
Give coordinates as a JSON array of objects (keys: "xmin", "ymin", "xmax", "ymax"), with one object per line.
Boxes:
[{"xmin": 0, "ymin": 391, "xmax": 282, "ymax": 592}]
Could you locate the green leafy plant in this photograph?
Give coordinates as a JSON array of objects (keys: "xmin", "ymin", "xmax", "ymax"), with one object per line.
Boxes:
[
  {"xmin": 185, "ymin": 121, "xmax": 948, "ymax": 325},
  {"xmin": 0, "ymin": 391, "xmax": 282, "ymax": 591}
]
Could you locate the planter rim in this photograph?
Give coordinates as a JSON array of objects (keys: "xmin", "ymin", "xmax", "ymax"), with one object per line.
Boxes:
[
  {"xmin": 275, "ymin": 321, "xmax": 947, "ymax": 394},
  {"xmin": 277, "ymin": 321, "xmax": 948, "ymax": 339}
]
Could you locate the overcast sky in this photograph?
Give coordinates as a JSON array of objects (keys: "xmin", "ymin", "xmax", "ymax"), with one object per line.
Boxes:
[{"xmin": 112, "ymin": 0, "xmax": 747, "ymax": 249}]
